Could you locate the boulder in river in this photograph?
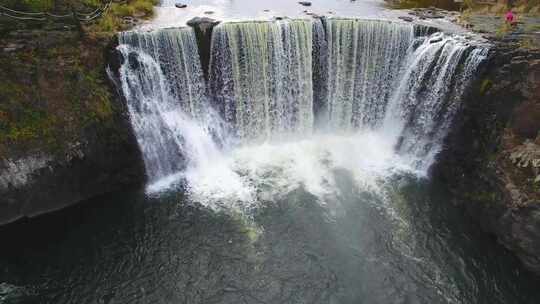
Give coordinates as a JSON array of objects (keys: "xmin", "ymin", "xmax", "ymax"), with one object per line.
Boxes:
[
  {"xmin": 186, "ymin": 17, "xmax": 220, "ymax": 80},
  {"xmin": 186, "ymin": 17, "xmax": 219, "ymax": 27},
  {"xmin": 298, "ymin": 1, "xmax": 312, "ymax": 7},
  {"xmin": 398, "ymin": 16, "xmax": 414, "ymax": 22},
  {"xmin": 175, "ymin": 3, "xmax": 187, "ymax": 9}
]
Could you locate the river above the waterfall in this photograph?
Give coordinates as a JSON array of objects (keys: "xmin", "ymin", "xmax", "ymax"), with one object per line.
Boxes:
[
  {"xmin": 141, "ymin": 0, "xmax": 465, "ymax": 33},
  {"xmin": 154, "ymin": 0, "xmax": 385, "ymax": 25}
]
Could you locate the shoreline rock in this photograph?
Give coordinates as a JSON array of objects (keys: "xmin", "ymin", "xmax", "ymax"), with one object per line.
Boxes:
[{"xmin": 432, "ymin": 35, "xmax": 540, "ymax": 275}]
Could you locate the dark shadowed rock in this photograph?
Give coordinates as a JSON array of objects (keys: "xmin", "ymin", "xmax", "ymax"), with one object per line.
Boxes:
[
  {"xmin": 298, "ymin": 1, "xmax": 312, "ymax": 7},
  {"xmin": 432, "ymin": 42, "xmax": 540, "ymax": 275},
  {"xmin": 399, "ymin": 16, "xmax": 414, "ymax": 22},
  {"xmin": 187, "ymin": 17, "xmax": 221, "ymax": 80},
  {"xmin": 175, "ymin": 3, "xmax": 187, "ymax": 8},
  {"xmin": 0, "ymin": 33, "xmax": 145, "ymax": 226},
  {"xmin": 186, "ymin": 16, "xmax": 219, "ymax": 27}
]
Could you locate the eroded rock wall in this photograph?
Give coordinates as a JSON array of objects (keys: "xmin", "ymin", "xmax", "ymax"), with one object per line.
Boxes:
[
  {"xmin": 432, "ymin": 41, "xmax": 540, "ymax": 274},
  {"xmin": 0, "ymin": 31, "xmax": 145, "ymax": 225}
]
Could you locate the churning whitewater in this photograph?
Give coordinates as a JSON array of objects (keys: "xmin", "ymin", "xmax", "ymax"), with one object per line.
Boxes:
[{"xmin": 115, "ymin": 18, "xmax": 488, "ymax": 211}]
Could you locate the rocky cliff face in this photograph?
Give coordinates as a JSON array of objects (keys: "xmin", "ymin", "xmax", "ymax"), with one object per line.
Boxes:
[
  {"xmin": 432, "ymin": 40, "xmax": 540, "ymax": 274},
  {"xmin": 0, "ymin": 30, "xmax": 145, "ymax": 225}
]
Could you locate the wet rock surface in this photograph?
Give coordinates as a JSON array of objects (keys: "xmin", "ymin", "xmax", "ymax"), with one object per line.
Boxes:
[
  {"xmin": 0, "ymin": 32, "xmax": 145, "ymax": 225},
  {"xmin": 187, "ymin": 17, "xmax": 220, "ymax": 80},
  {"xmin": 433, "ymin": 36, "xmax": 540, "ymax": 275},
  {"xmin": 458, "ymin": 14, "xmax": 540, "ymax": 48},
  {"xmin": 398, "ymin": 16, "xmax": 413, "ymax": 22}
]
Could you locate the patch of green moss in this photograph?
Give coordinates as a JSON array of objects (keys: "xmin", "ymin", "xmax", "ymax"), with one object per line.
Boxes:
[
  {"xmin": 1, "ymin": 0, "xmax": 158, "ymax": 34},
  {"xmin": 90, "ymin": 0, "xmax": 159, "ymax": 33},
  {"xmin": 111, "ymin": 3, "xmax": 136, "ymax": 17},
  {"xmin": 479, "ymin": 78, "xmax": 493, "ymax": 95},
  {"xmin": 132, "ymin": 0, "xmax": 155, "ymax": 15},
  {"xmin": 464, "ymin": 190, "xmax": 498, "ymax": 202},
  {"xmin": 0, "ymin": 33, "xmax": 120, "ymax": 157}
]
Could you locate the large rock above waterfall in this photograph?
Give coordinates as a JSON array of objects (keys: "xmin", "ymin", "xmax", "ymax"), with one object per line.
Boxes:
[
  {"xmin": 187, "ymin": 17, "xmax": 221, "ymax": 80},
  {"xmin": 187, "ymin": 16, "xmax": 219, "ymax": 27}
]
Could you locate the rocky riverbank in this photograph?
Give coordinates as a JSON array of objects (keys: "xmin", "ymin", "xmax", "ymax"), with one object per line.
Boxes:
[
  {"xmin": 0, "ymin": 22, "xmax": 146, "ymax": 225},
  {"xmin": 433, "ymin": 16, "xmax": 540, "ymax": 274},
  {"xmin": 0, "ymin": 1, "xmax": 160, "ymax": 225}
]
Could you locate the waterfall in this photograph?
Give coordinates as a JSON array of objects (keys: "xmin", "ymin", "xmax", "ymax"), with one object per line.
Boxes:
[
  {"xmin": 209, "ymin": 20, "xmax": 314, "ymax": 141},
  {"xmin": 321, "ymin": 19, "xmax": 488, "ymax": 169},
  {"xmin": 117, "ymin": 28, "xmax": 225, "ymax": 187},
  {"xmin": 312, "ymin": 19, "xmax": 328, "ymax": 127},
  {"xmin": 324, "ymin": 19, "xmax": 415, "ymax": 130},
  {"xmin": 119, "ymin": 28, "xmax": 207, "ymax": 118},
  {"xmin": 113, "ymin": 18, "xmax": 489, "ymax": 192},
  {"xmin": 382, "ymin": 33, "xmax": 489, "ymax": 169}
]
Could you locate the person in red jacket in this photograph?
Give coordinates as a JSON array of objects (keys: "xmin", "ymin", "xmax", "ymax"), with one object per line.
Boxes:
[{"xmin": 505, "ymin": 9, "xmax": 517, "ymax": 26}]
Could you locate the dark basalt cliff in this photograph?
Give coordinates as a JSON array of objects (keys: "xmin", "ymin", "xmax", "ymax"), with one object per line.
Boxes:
[
  {"xmin": 432, "ymin": 41, "xmax": 540, "ymax": 274},
  {"xmin": 0, "ymin": 31, "xmax": 145, "ymax": 225}
]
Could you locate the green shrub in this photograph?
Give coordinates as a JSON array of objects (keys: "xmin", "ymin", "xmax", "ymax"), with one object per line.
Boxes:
[
  {"xmin": 95, "ymin": 13, "xmax": 118, "ymax": 32},
  {"xmin": 479, "ymin": 78, "xmax": 492, "ymax": 95},
  {"xmin": 111, "ymin": 3, "xmax": 135, "ymax": 17},
  {"xmin": 133, "ymin": 0, "xmax": 153, "ymax": 13}
]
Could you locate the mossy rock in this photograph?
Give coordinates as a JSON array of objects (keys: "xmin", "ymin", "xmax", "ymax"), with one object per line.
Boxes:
[{"xmin": 0, "ymin": 31, "xmax": 119, "ymax": 158}]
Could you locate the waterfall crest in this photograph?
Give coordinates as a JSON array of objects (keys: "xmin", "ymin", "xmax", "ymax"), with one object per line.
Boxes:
[
  {"xmin": 119, "ymin": 28, "xmax": 207, "ymax": 117},
  {"xmin": 209, "ymin": 20, "xmax": 314, "ymax": 141}
]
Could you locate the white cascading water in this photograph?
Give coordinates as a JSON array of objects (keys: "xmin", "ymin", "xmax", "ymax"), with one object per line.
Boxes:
[
  {"xmin": 209, "ymin": 20, "xmax": 314, "ymax": 141},
  {"xmin": 382, "ymin": 32, "xmax": 489, "ymax": 169},
  {"xmin": 114, "ymin": 19, "xmax": 488, "ymax": 209},
  {"xmin": 323, "ymin": 19, "xmax": 489, "ymax": 170},
  {"xmin": 324, "ymin": 19, "xmax": 415, "ymax": 130},
  {"xmin": 117, "ymin": 28, "xmax": 232, "ymax": 191}
]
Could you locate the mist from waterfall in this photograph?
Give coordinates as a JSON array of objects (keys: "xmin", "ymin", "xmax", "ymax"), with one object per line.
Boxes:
[
  {"xmin": 114, "ymin": 18, "xmax": 488, "ymax": 208},
  {"xmin": 117, "ymin": 28, "xmax": 233, "ymax": 190}
]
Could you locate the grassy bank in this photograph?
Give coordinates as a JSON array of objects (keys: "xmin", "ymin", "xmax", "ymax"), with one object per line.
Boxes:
[
  {"xmin": 0, "ymin": 0, "xmax": 158, "ymax": 158},
  {"xmin": 0, "ymin": 0, "xmax": 159, "ymax": 33},
  {"xmin": 0, "ymin": 32, "xmax": 117, "ymax": 157},
  {"xmin": 388, "ymin": 0, "xmax": 540, "ymax": 15}
]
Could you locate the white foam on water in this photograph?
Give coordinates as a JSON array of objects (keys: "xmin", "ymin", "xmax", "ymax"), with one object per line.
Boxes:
[{"xmin": 182, "ymin": 130, "xmax": 420, "ymax": 212}]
